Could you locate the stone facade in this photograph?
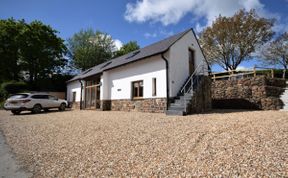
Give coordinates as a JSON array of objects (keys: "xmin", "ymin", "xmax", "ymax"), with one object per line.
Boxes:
[
  {"xmin": 211, "ymin": 76, "xmax": 286, "ymax": 110},
  {"xmin": 190, "ymin": 76, "xmax": 212, "ymax": 113},
  {"xmin": 106, "ymin": 98, "xmax": 167, "ymax": 113},
  {"xmin": 101, "ymin": 100, "xmax": 111, "ymax": 111},
  {"xmin": 70, "ymin": 102, "xmax": 80, "ymax": 109}
]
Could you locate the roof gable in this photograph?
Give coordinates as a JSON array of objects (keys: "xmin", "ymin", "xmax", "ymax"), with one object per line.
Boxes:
[{"xmin": 67, "ymin": 28, "xmax": 192, "ymax": 83}]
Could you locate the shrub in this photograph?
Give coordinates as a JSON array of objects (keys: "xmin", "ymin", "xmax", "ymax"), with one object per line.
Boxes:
[{"xmin": 0, "ymin": 80, "xmax": 29, "ymax": 99}]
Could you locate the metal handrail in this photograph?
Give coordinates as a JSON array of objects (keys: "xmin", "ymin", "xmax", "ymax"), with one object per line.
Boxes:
[{"xmin": 180, "ymin": 61, "xmax": 205, "ymax": 94}]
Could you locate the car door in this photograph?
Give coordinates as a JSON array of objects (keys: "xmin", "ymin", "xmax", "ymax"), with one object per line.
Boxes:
[
  {"xmin": 48, "ymin": 95, "xmax": 60, "ymax": 108},
  {"xmin": 40, "ymin": 95, "xmax": 50, "ymax": 108},
  {"xmin": 31, "ymin": 95, "xmax": 49, "ymax": 108}
]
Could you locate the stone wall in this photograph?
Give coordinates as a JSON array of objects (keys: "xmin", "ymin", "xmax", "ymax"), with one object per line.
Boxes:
[
  {"xmin": 109, "ymin": 98, "xmax": 166, "ymax": 113},
  {"xmin": 101, "ymin": 100, "xmax": 111, "ymax": 111},
  {"xmin": 211, "ymin": 76, "xmax": 286, "ymax": 110},
  {"xmin": 70, "ymin": 102, "xmax": 80, "ymax": 109},
  {"xmin": 190, "ymin": 76, "xmax": 212, "ymax": 113}
]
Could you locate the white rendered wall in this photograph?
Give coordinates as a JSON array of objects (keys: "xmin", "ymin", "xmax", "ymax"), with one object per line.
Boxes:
[
  {"xmin": 66, "ymin": 80, "xmax": 82, "ymax": 102},
  {"xmin": 168, "ymin": 30, "xmax": 208, "ymax": 97},
  {"xmin": 100, "ymin": 73, "xmax": 109, "ymax": 100},
  {"xmin": 102, "ymin": 55, "xmax": 167, "ymax": 100}
]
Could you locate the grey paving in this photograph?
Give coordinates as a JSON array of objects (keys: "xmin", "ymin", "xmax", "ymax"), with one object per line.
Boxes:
[{"xmin": 0, "ymin": 132, "xmax": 32, "ymax": 178}]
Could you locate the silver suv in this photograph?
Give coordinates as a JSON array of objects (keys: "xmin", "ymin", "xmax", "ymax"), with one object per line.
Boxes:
[{"xmin": 4, "ymin": 93, "xmax": 68, "ymax": 115}]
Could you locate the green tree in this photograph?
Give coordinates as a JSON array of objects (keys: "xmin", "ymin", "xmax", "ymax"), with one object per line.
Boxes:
[
  {"xmin": 0, "ymin": 18, "xmax": 67, "ymax": 82},
  {"xmin": 20, "ymin": 21, "xmax": 67, "ymax": 82},
  {"xmin": 67, "ymin": 29, "xmax": 115, "ymax": 71},
  {"xmin": 261, "ymin": 32, "xmax": 288, "ymax": 69},
  {"xmin": 114, "ymin": 41, "xmax": 140, "ymax": 57},
  {"xmin": 199, "ymin": 9, "xmax": 274, "ymax": 71},
  {"xmin": 0, "ymin": 18, "xmax": 24, "ymax": 81}
]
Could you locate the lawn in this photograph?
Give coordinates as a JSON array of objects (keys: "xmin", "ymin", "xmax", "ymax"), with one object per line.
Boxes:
[{"xmin": 0, "ymin": 110, "xmax": 287, "ymax": 177}]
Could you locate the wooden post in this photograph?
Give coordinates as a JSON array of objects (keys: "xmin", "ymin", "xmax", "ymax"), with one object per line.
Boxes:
[
  {"xmin": 271, "ymin": 69, "xmax": 274, "ymax": 78},
  {"xmin": 283, "ymin": 69, "xmax": 286, "ymax": 79},
  {"xmin": 253, "ymin": 66, "xmax": 256, "ymax": 77},
  {"xmin": 213, "ymin": 74, "xmax": 216, "ymax": 81}
]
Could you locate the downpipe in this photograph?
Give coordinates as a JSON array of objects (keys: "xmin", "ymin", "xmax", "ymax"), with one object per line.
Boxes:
[
  {"xmin": 161, "ymin": 53, "xmax": 170, "ymax": 110},
  {"xmin": 79, "ymin": 79, "xmax": 83, "ymax": 110}
]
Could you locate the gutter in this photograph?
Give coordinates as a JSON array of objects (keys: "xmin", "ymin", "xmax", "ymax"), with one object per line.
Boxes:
[
  {"xmin": 161, "ymin": 53, "xmax": 170, "ymax": 109},
  {"xmin": 78, "ymin": 79, "xmax": 83, "ymax": 110}
]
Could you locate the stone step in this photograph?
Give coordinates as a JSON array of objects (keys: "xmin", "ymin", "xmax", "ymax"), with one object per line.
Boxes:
[
  {"xmin": 170, "ymin": 103, "xmax": 184, "ymax": 107},
  {"xmin": 169, "ymin": 106, "xmax": 186, "ymax": 111},
  {"xmin": 166, "ymin": 110, "xmax": 185, "ymax": 116},
  {"xmin": 174, "ymin": 99, "xmax": 191, "ymax": 105},
  {"xmin": 174, "ymin": 100, "xmax": 184, "ymax": 104},
  {"xmin": 180, "ymin": 96, "xmax": 192, "ymax": 100}
]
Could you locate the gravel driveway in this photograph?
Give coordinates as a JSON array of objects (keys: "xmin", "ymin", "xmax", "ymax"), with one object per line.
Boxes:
[{"xmin": 0, "ymin": 110, "xmax": 287, "ymax": 177}]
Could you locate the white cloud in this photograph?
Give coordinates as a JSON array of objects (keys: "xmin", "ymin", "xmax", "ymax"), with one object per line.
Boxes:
[
  {"xmin": 144, "ymin": 32, "xmax": 157, "ymax": 38},
  {"xmin": 124, "ymin": 0, "xmax": 265, "ymax": 27},
  {"xmin": 159, "ymin": 29, "xmax": 174, "ymax": 37},
  {"xmin": 144, "ymin": 29, "xmax": 174, "ymax": 39},
  {"xmin": 113, "ymin": 39, "xmax": 123, "ymax": 50},
  {"xmin": 236, "ymin": 66, "xmax": 252, "ymax": 71}
]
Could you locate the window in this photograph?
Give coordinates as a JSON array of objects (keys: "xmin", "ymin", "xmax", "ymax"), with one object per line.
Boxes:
[
  {"xmin": 100, "ymin": 61, "xmax": 112, "ymax": 69},
  {"xmin": 8, "ymin": 94, "xmax": 28, "ymax": 99},
  {"xmin": 189, "ymin": 49, "xmax": 195, "ymax": 75},
  {"xmin": 152, "ymin": 78, "xmax": 156, "ymax": 96},
  {"xmin": 31, "ymin": 95, "xmax": 49, "ymax": 99},
  {"xmin": 132, "ymin": 80, "xmax": 143, "ymax": 99},
  {"xmin": 125, "ymin": 50, "xmax": 140, "ymax": 59},
  {"xmin": 72, "ymin": 92, "xmax": 76, "ymax": 102}
]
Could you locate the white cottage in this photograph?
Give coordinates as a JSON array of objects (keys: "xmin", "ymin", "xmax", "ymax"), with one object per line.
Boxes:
[{"xmin": 66, "ymin": 28, "xmax": 211, "ymax": 115}]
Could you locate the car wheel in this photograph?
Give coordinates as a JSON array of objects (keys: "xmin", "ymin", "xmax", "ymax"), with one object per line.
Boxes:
[
  {"xmin": 59, "ymin": 103, "xmax": 66, "ymax": 111},
  {"xmin": 32, "ymin": 104, "xmax": 42, "ymax": 114},
  {"xmin": 11, "ymin": 110, "xmax": 21, "ymax": 115}
]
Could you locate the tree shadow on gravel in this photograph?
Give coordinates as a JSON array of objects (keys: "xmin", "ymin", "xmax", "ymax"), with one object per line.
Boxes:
[
  {"xmin": 203, "ymin": 109, "xmax": 260, "ymax": 114},
  {"xmin": 9, "ymin": 108, "xmax": 72, "ymax": 116}
]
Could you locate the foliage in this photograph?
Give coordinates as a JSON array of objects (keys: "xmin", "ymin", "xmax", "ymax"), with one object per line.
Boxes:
[
  {"xmin": 0, "ymin": 18, "xmax": 67, "ymax": 83},
  {"xmin": 261, "ymin": 32, "xmax": 288, "ymax": 69},
  {"xmin": 199, "ymin": 9, "xmax": 274, "ymax": 71},
  {"xmin": 0, "ymin": 18, "xmax": 24, "ymax": 81},
  {"xmin": 29, "ymin": 74, "xmax": 73, "ymax": 92},
  {"xmin": 67, "ymin": 29, "xmax": 115, "ymax": 71},
  {"xmin": 0, "ymin": 74, "xmax": 72, "ymax": 104},
  {"xmin": 0, "ymin": 81, "xmax": 28, "ymax": 99},
  {"xmin": 114, "ymin": 41, "xmax": 140, "ymax": 57},
  {"xmin": 19, "ymin": 21, "xmax": 67, "ymax": 82}
]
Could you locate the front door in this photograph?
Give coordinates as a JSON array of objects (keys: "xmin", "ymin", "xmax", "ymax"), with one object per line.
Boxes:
[
  {"xmin": 189, "ymin": 49, "xmax": 195, "ymax": 75},
  {"xmin": 84, "ymin": 79, "xmax": 101, "ymax": 109}
]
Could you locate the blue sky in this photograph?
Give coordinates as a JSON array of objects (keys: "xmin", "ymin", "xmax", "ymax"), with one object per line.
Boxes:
[{"xmin": 1, "ymin": 0, "xmax": 288, "ymax": 71}]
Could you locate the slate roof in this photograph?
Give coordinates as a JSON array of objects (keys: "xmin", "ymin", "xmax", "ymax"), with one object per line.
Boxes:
[{"xmin": 67, "ymin": 28, "xmax": 191, "ymax": 83}]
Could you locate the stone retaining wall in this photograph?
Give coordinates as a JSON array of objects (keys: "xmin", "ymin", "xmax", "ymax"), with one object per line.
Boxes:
[
  {"xmin": 211, "ymin": 76, "xmax": 286, "ymax": 110},
  {"xmin": 190, "ymin": 76, "xmax": 212, "ymax": 113},
  {"xmin": 79, "ymin": 98, "xmax": 166, "ymax": 113},
  {"xmin": 110, "ymin": 98, "xmax": 166, "ymax": 113}
]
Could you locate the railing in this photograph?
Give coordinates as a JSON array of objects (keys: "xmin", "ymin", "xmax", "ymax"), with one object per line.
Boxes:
[
  {"xmin": 211, "ymin": 66, "xmax": 287, "ymax": 81},
  {"xmin": 180, "ymin": 61, "xmax": 206, "ymax": 95},
  {"xmin": 177, "ymin": 61, "xmax": 207, "ymax": 114}
]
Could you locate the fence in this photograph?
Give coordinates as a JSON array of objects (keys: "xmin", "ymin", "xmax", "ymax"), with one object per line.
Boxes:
[{"xmin": 211, "ymin": 66, "xmax": 287, "ymax": 81}]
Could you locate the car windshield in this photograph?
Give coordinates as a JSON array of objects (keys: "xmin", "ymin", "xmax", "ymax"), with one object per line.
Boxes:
[{"xmin": 8, "ymin": 94, "xmax": 28, "ymax": 99}]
